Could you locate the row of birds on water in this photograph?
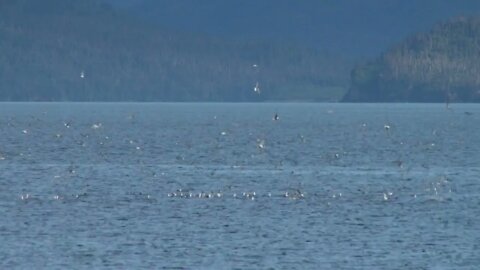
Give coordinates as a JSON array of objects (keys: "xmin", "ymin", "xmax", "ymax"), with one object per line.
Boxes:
[
  {"xmin": 18, "ymin": 174, "xmax": 453, "ymax": 203},
  {"xmin": 16, "ymin": 190, "xmax": 305, "ymax": 202},
  {"xmin": 166, "ymin": 189, "xmax": 305, "ymax": 200},
  {"xmin": 17, "ymin": 186, "xmax": 452, "ymax": 203},
  {"xmin": 166, "ymin": 182, "xmax": 452, "ymax": 201}
]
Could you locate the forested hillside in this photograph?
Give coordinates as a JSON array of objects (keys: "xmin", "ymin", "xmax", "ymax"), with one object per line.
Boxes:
[
  {"xmin": 0, "ymin": 0, "xmax": 348, "ymax": 101},
  {"xmin": 112, "ymin": 0, "xmax": 480, "ymax": 57},
  {"xmin": 343, "ymin": 17, "xmax": 480, "ymax": 102}
]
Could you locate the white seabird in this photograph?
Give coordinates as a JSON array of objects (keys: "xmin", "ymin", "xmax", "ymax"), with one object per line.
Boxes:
[{"xmin": 254, "ymin": 82, "xmax": 260, "ymax": 94}]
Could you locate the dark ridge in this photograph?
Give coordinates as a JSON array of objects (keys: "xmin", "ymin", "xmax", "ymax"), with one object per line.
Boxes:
[
  {"xmin": 343, "ymin": 16, "xmax": 480, "ymax": 103},
  {"xmin": 0, "ymin": 0, "xmax": 348, "ymax": 102}
]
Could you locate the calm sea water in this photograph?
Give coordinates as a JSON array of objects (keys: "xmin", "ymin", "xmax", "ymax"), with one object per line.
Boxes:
[{"xmin": 0, "ymin": 103, "xmax": 479, "ymax": 269}]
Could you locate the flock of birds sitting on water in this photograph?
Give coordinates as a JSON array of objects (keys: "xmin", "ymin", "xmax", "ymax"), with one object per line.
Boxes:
[
  {"xmin": 8, "ymin": 105, "xmax": 460, "ymax": 205},
  {"xmin": 17, "ymin": 182, "xmax": 453, "ymax": 204},
  {"xmin": 18, "ymin": 173, "xmax": 454, "ymax": 204},
  {"xmin": 166, "ymin": 189, "xmax": 305, "ymax": 200},
  {"xmin": 3, "ymin": 95, "xmax": 469, "ymax": 205}
]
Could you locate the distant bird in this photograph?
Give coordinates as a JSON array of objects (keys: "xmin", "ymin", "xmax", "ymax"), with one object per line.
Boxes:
[
  {"xmin": 257, "ymin": 139, "xmax": 265, "ymax": 149},
  {"xmin": 254, "ymin": 82, "xmax": 260, "ymax": 94},
  {"xmin": 67, "ymin": 163, "xmax": 76, "ymax": 174},
  {"xmin": 252, "ymin": 64, "xmax": 258, "ymax": 68},
  {"xmin": 392, "ymin": 160, "xmax": 403, "ymax": 168},
  {"xmin": 80, "ymin": 71, "xmax": 85, "ymax": 79},
  {"xmin": 91, "ymin": 123, "xmax": 102, "ymax": 129},
  {"xmin": 273, "ymin": 113, "xmax": 279, "ymax": 121}
]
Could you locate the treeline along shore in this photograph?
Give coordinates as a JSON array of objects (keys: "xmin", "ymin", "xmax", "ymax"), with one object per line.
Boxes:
[{"xmin": 1, "ymin": 0, "xmax": 480, "ymax": 102}]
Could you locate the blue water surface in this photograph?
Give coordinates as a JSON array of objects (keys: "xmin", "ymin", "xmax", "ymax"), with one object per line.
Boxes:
[{"xmin": 0, "ymin": 103, "xmax": 479, "ymax": 269}]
